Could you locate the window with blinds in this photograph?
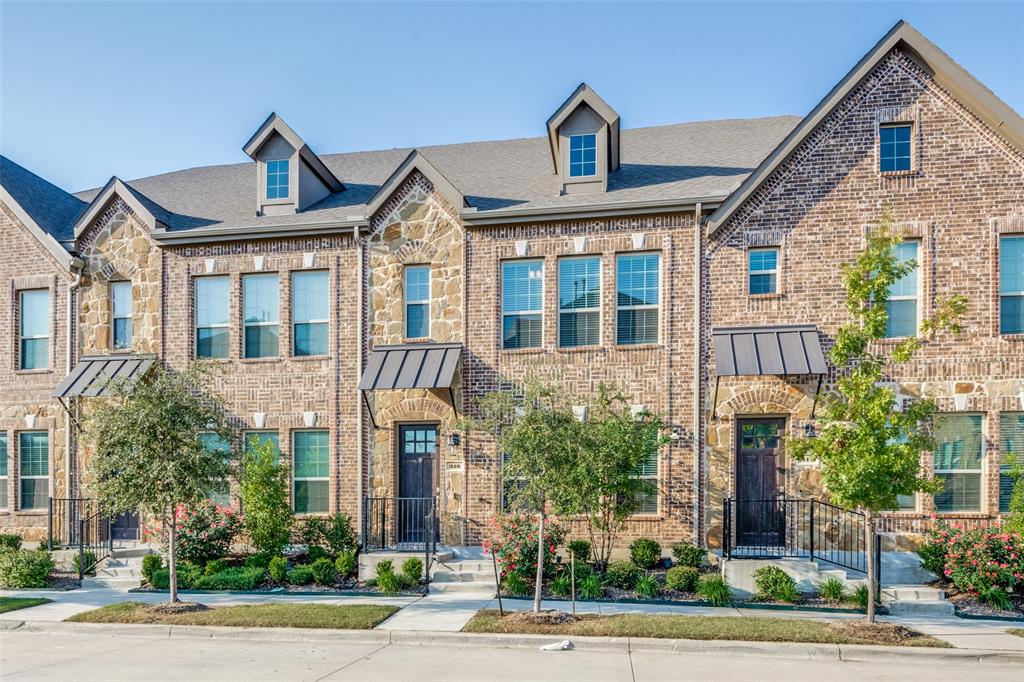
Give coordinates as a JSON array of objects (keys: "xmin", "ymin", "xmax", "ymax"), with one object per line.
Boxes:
[
  {"xmin": 199, "ymin": 433, "xmax": 231, "ymax": 507},
  {"xmin": 633, "ymin": 451, "xmax": 659, "ymax": 515},
  {"xmin": 502, "ymin": 260, "xmax": 543, "ymax": 349},
  {"xmin": 500, "ymin": 452, "xmax": 529, "ymax": 512},
  {"xmin": 293, "ymin": 431, "xmax": 329, "ymax": 514},
  {"xmin": 0, "ymin": 434, "xmax": 7, "ymax": 511},
  {"xmin": 18, "ymin": 431, "xmax": 48, "ymax": 510},
  {"xmin": 243, "ymin": 273, "xmax": 280, "ymax": 358},
  {"xmin": 933, "ymin": 414, "xmax": 983, "ymax": 512},
  {"xmin": 1000, "ymin": 236, "xmax": 1024, "ymax": 335},
  {"xmin": 195, "ymin": 276, "xmax": 229, "ymax": 359},
  {"xmin": 885, "ymin": 241, "xmax": 919, "ymax": 338},
  {"xmin": 1000, "ymin": 413, "xmax": 1024, "ymax": 513},
  {"xmin": 292, "ymin": 271, "xmax": 328, "ymax": 356},
  {"xmin": 404, "ymin": 265, "xmax": 431, "ymax": 339},
  {"xmin": 558, "ymin": 257, "xmax": 600, "ymax": 347},
  {"xmin": 616, "ymin": 253, "xmax": 660, "ymax": 345}
]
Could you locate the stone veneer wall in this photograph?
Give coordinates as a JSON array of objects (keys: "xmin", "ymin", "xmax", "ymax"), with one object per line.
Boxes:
[
  {"xmin": 0, "ymin": 200, "xmax": 74, "ymax": 539},
  {"xmin": 703, "ymin": 48, "xmax": 1024, "ymax": 548}
]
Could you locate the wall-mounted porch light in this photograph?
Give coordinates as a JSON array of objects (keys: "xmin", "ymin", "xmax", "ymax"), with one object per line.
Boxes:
[
  {"xmin": 449, "ymin": 432, "xmax": 461, "ymax": 447},
  {"xmin": 803, "ymin": 422, "xmax": 816, "ymax": 439}
]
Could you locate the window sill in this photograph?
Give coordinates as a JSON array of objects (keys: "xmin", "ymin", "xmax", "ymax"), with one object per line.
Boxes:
[
  {"xmin": 749, "ymin": 293, "xmax": 784, "ymax": 300},
  {"xmin": 13, "ymin": 510, "xmax": 47, "ymax": 516},
  {"xmin": 14, "ymin": 369, "xmax": 52, "ymax": 376},
  {"xmin": 998, "ymin": 333, "xmax": 1024, "ymax": 341},
  {"xmin": 879, "ymin": 170, "xmax": 917, "ymax": 177},
  {"xmin": 239, "ymin": 357, "xmax": 283, "ymax": 364},
  {"xmin": 403, "ymin": 338, "xmax": 434, "ymax": 345},
  {"xmin": 289, "ymin": 355, "xmax": 331, "ymax": 362},
  {"xmin": 500, "ymin": 347, "xmax": 545, "ymax": 355},
  {"xmin": 613, "ymin": 343, "xmax": 662, "ymax": 351},
  {"xmin": 627, "ymin": 514, "xmax": 663, "ymax": 521},
  {"xmin": 556, "ymin": 345, "xmax": 606, "ymax": 354},
  {"xmin": 193, "ymin": 357, "xmax": 232, "ymax": 363}
]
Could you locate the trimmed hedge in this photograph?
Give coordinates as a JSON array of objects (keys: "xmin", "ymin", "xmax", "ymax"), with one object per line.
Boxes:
[
  {"xmin": 0, "ymin": 549, "xmax": 54, "ymax": 588},
  {"xmin": 194, "ymin": 567, "xmax": 265, "ymax": 591}
]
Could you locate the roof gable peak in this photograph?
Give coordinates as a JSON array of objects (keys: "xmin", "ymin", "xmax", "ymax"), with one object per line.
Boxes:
[{"xmin": 243, "ymin": 112, "xmax": 344, "ymax": 193}]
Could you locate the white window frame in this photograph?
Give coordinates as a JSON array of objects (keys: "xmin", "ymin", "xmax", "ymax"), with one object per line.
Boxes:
[
  {"xmin": 18, "ymin": 431, "xmax": 48, "ymax": 511},
  {"xmin": 615, "ymin": 252, "xmax": 661, "ymax": 346},
  {"xmin": 110, "ymin": 281, "xmax": 133, "ymax": 350},
  {"xmin": 933, "ymin": 414, "xmax": 984, "ymax": 513},
  {"xmin": 1000, "ymin": 235, "xmax": 1024, "ymax": 335},
  {"xmin": 194, "ymin": 276, "xmax": 230, "ymax": 359},
  {"xmin": 878, "ymin": 122, "xmax": 913, "ymax": 173},
  {"xmin": 404, "ymin": 265, "xmax": 431, "ymax": 339},
  {"xmin": 557, "ymin": 256, "xmax": 601, "ymax": 348},
  {"xmin": 18, "ymin": 289, "xmax": 49, "ymax": 370},
  {"xmin": 0, "ymin": 433, "xmax": 8, "ymax": 511},
  {"xmin": 631, "ymin": 451, "xmax": 659, "ymax": 516},
  {"xmin": 292, "ymin": 430, "xmax": 329, "ymax": 514},
  {"xmin": 747, "ymin": 247, "xmax": 780, "ymax": 296},
  {"xmin": 501, "ymin": 259, "xmax": 544, "ymax": 349},
  {"xmin": 499, "ymin": 452, "xmax": 529, "ymax": 512},
  {"xmin": 242, "ymin": 273, "xmax": 280, "ymax": 359},
  {"xmin": 291, "ymin": 270, "xmax": 329, "ymax": 357},
  {"xmin": 884, "ymin": 240, "xmax": 921, "ymax": 338}
]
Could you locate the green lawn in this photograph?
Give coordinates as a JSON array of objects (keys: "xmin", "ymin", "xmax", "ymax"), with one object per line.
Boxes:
[
  {"xmin": 463, "ymin": 610, "xmax": 948, "ymax": 647},
  {"xmin": 1009, "ymin": 629, "xmax": 1024, "ymax": 639},
  {"xmin": 0, "ymin": 597, "xmax": 51, "ymax": 614},
  {"xmin": 68, "ymin": 601, "xmax": 398, "ymax": 629}
]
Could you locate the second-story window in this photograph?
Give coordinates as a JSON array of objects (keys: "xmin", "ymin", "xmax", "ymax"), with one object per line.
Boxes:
[
  {"xmin": 292, "ymin": 271, "xmax": 328, "ymax": 356},
  {"xmin": 1001, "ymin": 235, "xmax": 1023, "ymax": 335},
  {"xmin": 569, "ymin": 133, "xmax": 597, "ymax": 177},
  {"xmin": 879, "ymin": 123, "xmax": 912, "ymax": 172},
  {"xmin": 885, "ymin": 241, "xmax": 919, "ymax": 338},
  {"xmin": 266, "ymin": 159, "xmax": 290, "ymax": 200},
  {"xmin": 502, "ymin": 260, "xmax": 543, "ymax": 349},
  {"xmin": 747, "ymin": 247, "xmax": 779, "ymax": 295},
  {"xmin": 110, "ymin": 281, "xmax": 133, "ymax": 350},
  {"xmin": 558, "ymin": 257, "xmax": 600, "ymax": 347},
  {"xmin": 616, "ymin": 253, "xmax": 660, "ymax": 345},
  {"xmin": 405, "ymin": 265, "xmax": 430, "ymax": 339},
  {"xmin": 195, "ymin": 276, "xmax": 229, "ymax": 359},
  {"xmin": 243, "ymin": 273, "xmax": 279, "ymax": 358},
  {"xmin": 18, "ymin": 289, "xmax": 49, "ymax": 370}
]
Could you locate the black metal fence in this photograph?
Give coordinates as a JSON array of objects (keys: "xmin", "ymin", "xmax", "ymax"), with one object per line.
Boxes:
[
  {"xmin": 77, "ymin": 510, "xmax": 112, "ymax": 578},
  {"xmin": 363, "ymin": 497, "xmax": 437, "ymax": 552},
  {"xmin": 48, "ymin": 498, "xmax": 99, "ymax": 550},
  {"xmin": 724, "ymin": 497, "xmax": 872, "ymax": 576}
]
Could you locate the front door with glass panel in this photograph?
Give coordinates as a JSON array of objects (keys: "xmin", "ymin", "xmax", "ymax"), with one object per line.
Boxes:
[
  {"xmin": 735, "ymin": 418, "xmax": 786, "ymax": 547},
  {"xmin": 397, "ymin": 424, "xmax": 438, "ymax": 546}
]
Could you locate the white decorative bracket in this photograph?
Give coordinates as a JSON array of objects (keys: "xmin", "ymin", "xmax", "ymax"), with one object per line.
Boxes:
[
  {"xmin": 1019, "ymin": 389, "xmax": 1024, "ymax": 411},
  {"xmin": 253, "ymin": 255, "xmax": 266, "ymax": 271},
  {"xmin": 303, "ymin": 252, "xmax": 316, "ymax": 269},
  {"xmin": 631, "ymin": 233, "xmax": 646, "ymax": 250},
  {"xmin": 572, "ymin": 405, "xmax": 589, "ymax": 422},
  {"xmin": 204, "ymin": 258, "xmax": 216, "ymax": 274},
  {"xmin": 630, "ymin": 404, "xmax": 647, "ymax": 420},
  {"xmin": 953, "ymin": 394, "xmax": 969, "ymax": 411},
  {"xmin": 573, "ymin": 236, "xmax": 587, "ymax": 254},
  {"xmin": 515, "ymin": 240, "xmax": 529, "ymax": 257},
  {"xmin": 303, "ymin": 411, "xmax": 317, "ymax": 428},
  {"xmin": 24, "ymin": 414, "xmax": 36, "ymax": 429},
  {"xmin": 253, "ymin": 412, "xmax": 267, "ymax": 429}
]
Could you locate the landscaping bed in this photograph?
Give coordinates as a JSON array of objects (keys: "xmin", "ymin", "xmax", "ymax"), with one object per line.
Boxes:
[
  {"xmin": 463, "ymin": 609, "xmax": 947, "ymax": 647},
  {"xmin": 0, "ymin": 534, "xmax": 80, "ymax": 591},
  {"xmin": 67, "ymin": 601, "xmax": 398, "ymax": 629},
  {"xmin": 0, "ymin": 597, "xmax": 52, "ymax": 614}
]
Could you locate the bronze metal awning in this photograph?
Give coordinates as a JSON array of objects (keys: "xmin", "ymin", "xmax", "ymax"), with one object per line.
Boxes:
[
  {"xmin": 712, "ymin": 325, "xmax": 827, "ymax": 377},
  {"xmin": 358, "ymin": 343, "xmax": 462, "ymax": 427},
  {"xmin": 53, "ymin": 354, "xmax": 157, "ymax": 399}
]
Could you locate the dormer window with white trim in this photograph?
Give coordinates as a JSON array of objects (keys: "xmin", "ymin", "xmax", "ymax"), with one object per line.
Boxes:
[
  {"xmin": 266, "ymin": 159, "xmax": 290, "ymax": 200},
  {"xmin": 569, "ymin": 134, "xmax": 597, "ymax": 177}
]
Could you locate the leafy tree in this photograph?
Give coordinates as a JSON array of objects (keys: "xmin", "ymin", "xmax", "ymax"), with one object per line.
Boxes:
[
  {"xmin": 570, "ymin": 385, "xmax": 669, "ymax": 568},
  {"xmin": 239, "ymin": 437, "xmax": 293, "ymax": 557},
  {"xmin": 84, "ymin": 363, "xmax": 236, "ymax": 603},
  {"xmin": 1004, "ymin": 455, "xmax": 1024, "ymax": 535},
  {"xmin": 789, "ymin": 213, "xmax": 965, "ymax": 621},
  {"xmin": 466, "ymin": 376, "xmax": 584, "ymax": 612}
]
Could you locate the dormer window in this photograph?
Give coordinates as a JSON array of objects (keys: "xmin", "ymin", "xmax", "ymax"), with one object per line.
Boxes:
[
  {"xmin": 266, "ymin": 159, "xmax": 290, "ymax": 200},
  {"xmin": 569, "ymin": 134, "xmax": 597, "ymax": 177}
]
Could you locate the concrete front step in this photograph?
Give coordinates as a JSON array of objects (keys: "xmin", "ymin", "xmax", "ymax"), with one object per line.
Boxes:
[
  {"xmin": 81, "ymin": 576, "xmax": 142, "ymax": 589},
  {"xmin": 428, "ymin": 581, "xmax": 496, "ymax": 595},
  {"xmin": 886, "ymin": 600, "xmax": 956, "ymax": 616},
  {"xmin": 430, "ymin": 571, "xmax": 495, "ymax": 584},
  {"xmin": 882, "ymin": 585, "xmax": 946, "ymax": 602}
]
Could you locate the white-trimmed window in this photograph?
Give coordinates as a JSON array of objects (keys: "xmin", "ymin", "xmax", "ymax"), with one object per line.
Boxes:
[
  {"xmin": 18, "ymin": 290, "xmax": 49, "ymax": 370},
  {"xmin": 1001, "ymin": 235, "xmax": 1024, "ymax": 335},
  {"xmin": 500, "ymin": 452, "xmax": 529, "ymax": 512},
  {"xmin": 405, "ymin": 265, "xmax": 431, "ymax": 339},
  {"xmin": 885, "ymin": 241, "xmax": 919, "ymax": 338},
  {"xmin": 243, "ymin": 273, "xmax": 279, "ymax": 358},
  {"xmin": 199, "ymin": 432, "xmax": 231, "ymax": 507},
  {"xmin": 111, "ymin": 281, "xmax": 133, "ymax": 350},
  {"xmin": 558, "ymin": 257, "xmax": 600, "ymax": 347},
  {"xmin": 292, "ymin": 271, "xmax": 328, "ymax": 356},
  {"xmin": 933, "ymin": 414, "xmax": 983, "ymax": 512},
  {"xmin": 266, "ymin": 159, "xmax": 290, "ymax": 200},
  {"xmin": 245, "ymin": 431, "xmax": 280, "ymax": 465},
  {"xmin": 293, "ymin": 431, "xmax": 329, "ymax": 514},
  {"xmin": 18, "ymin": 431, "xmax": 48, "ymax": 510},
  {"xmin": 879, "ymin": 123, "xmax": 912, "ymax": 172},
  {"xmin": 633, "ymin": 451, "xmax": 659, "ymax": 515},
  {"xmin": 502, "ymin": 260, "xmax": 543, "ymax": 349},
  {"xmin": 195, "ymin": 276, "xmax": 229, "ymax": 359},
  {"xmin": 0, "ymin": 433, "xmax": 7, "ymax": 511},
  {"xmin": 748, "ymin": 247, "xmax": 779, "ymax": 295},
  {"xmin": 616, "ymin": 253, "xmax": 660, "ymax": 345},
  {"xmin": 568, "ymin": 133, "xmax": 597, "ymax": 177},
  {"xmin": 1000, "ymin": 413, "xmax": 1024, "ymax": 513}
]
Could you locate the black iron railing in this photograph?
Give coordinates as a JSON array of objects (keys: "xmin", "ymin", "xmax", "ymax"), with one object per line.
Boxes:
[
  {"xmin": 48, "ymin": 498, "xmax": 99, "ymax": 550},
  {"xmin": 724, "ymin": 497, "xmax": 874, "ymax": 576},
  {"xmin": 363, "ymin": 497, "xmax": 438, "ymax": 553},
  {"xmin": 77, "ymin": 510, "xmax": 112, "ymax": 578}
]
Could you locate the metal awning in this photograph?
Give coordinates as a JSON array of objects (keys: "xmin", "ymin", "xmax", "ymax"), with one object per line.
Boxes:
[
  {"xmin": 712, "ymin": 325, "xmax": 827, "ymax": 376},
  {"xmin": 52, "ymin": 355, "xmax": 156, "ymax": 399},
  {"xmin": 359, "ymin": 343, "xmax": 462, "ymax": 427}
]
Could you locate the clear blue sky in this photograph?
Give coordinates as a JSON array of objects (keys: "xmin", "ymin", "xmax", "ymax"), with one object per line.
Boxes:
[{"xmin": 1, "ymin": 1, "xmax": 1021, "ymax": 192}]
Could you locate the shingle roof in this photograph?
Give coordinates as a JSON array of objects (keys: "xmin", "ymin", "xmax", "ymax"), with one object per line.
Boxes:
[
  {"xmin": 1, "ymin": 155, "xmax": 86, "ymax": 241},
  {"xmin": 74, "ymin": 116, "xmax": 800, "ymax": 233}
]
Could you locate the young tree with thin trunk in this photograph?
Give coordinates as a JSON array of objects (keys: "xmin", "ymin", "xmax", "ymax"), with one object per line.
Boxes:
[
  {"xmin": 84, "ymin": 363, "xmax": 236, "ymax": 603},
  {"xmin": 789, "ymin": 213, "xmax": 965, "ymax": 622}
]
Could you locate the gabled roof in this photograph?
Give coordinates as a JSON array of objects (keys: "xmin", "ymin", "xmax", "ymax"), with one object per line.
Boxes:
[
  {"xmin": 243, "ymin": 112, "xmax": 345, "ymax": 192},
  {"xmin": 72, "ymin": 176, "xmax": 172, "ymax": 238},
  {"xmin": 0, "ymin": 155, "xmax": 83, "ymax": 269},
  {"xmin": 707, "ymin": 20, "xmax": 1024, "ymax": 235},
  {"xmin": 365, "ymin": 149, "xmax": 466, "ymax": 220},
  {"xmin": 546, "ymin": 83, "xmax": 621, "ymax": 174}
]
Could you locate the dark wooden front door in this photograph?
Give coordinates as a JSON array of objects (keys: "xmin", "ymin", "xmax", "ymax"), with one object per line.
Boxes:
[
  {"xmin": 397, "ymin": 424, "xmax": 438, "ymax": 545},
  {"xmin": 735, "ymin": 418, "xmax": 785, "ymax": 547},
  {"xmin": 112, "ymin": 512, "xmax": 140, "ymax": 541}
]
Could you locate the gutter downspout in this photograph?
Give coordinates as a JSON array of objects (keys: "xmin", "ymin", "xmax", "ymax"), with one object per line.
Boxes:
[
  {"xmin": 692, "ymin": 204, "xmax": 703, "ymax": 547},
  {"xmin": 65, "ymin": 268, "xmax": 81, "ymax": 500},
  {"xmin": 355, "ymin": 227, "xmax": 365, "ymax": 545}
]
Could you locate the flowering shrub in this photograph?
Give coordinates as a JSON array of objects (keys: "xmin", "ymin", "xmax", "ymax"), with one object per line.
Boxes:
[
  {"xmin": 164, "ymin": 500, "xmax": 241, "ymax": 565},
  {"xmin": 921, "ymin": 521, "xmax": 1024, "ymax": 608},
  {"xmin": 482, "ymin": 514, "xmax": 566, "ymax": 583}
]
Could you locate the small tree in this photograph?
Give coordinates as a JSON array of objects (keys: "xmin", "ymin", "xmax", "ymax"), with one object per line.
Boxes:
[
  {"xmin": 85, "ymin": 363, "xmax": 236, "ymax": 603},
  {"xmin": 1004, "ymin": 454, "xmax": 1024, "ymax": 535},
  {"xmin": 571, "ymin": 385, "xmax": 669, "ymax": 568},
  {"xmin": 789, "ymin": 214, "xmax": 965, "ymax": 622},
  {"xmin": 467, "ymin": 377, "xmax": 583, "ymax": 612},
  {"xmin": 239, "ymin": 437, "xmax": 293, "ymax": 557}
]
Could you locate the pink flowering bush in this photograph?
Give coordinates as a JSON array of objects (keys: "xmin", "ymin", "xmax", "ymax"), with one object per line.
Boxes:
[
  {"xmin": 482, "ymin": 513, "xmax": 566, "ymax": 583},
  {"xmin": 163, "ymin": 500, "xmax": 241, "ymax": 564},
  {"xmin": 921, "ymin": 521, "xmax": 1024, "ymax": 608}
]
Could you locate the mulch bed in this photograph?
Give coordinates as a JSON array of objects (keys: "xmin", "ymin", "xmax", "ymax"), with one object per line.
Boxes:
[
  {"xmin": 939, "ymin": 582, "xmax": 1024, "ymax": 619},
  {"xmin": 824, "ymin": 620, "xmax": 932, "ymax": 646},
  {"xmin": 504, "ymin": 609, "xmax": 580, "ymax": 626},
  {"xmin": 47, "ymin": 569, "xmax": 81, "ymax": 591},
  {"xmin": 142, "ymin": 601, "xmax": 209, "ymax": 615}
]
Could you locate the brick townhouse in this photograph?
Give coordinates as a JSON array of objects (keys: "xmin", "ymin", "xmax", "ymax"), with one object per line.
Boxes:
[{"xmin": 0, "ymin": 21, "xmax": 1021, "ymax": 560}]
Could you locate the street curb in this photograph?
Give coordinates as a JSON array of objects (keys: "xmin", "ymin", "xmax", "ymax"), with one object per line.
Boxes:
[{"xmin": 4, "ymin": 619, "xmax": 1024, "ymax": 665}]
